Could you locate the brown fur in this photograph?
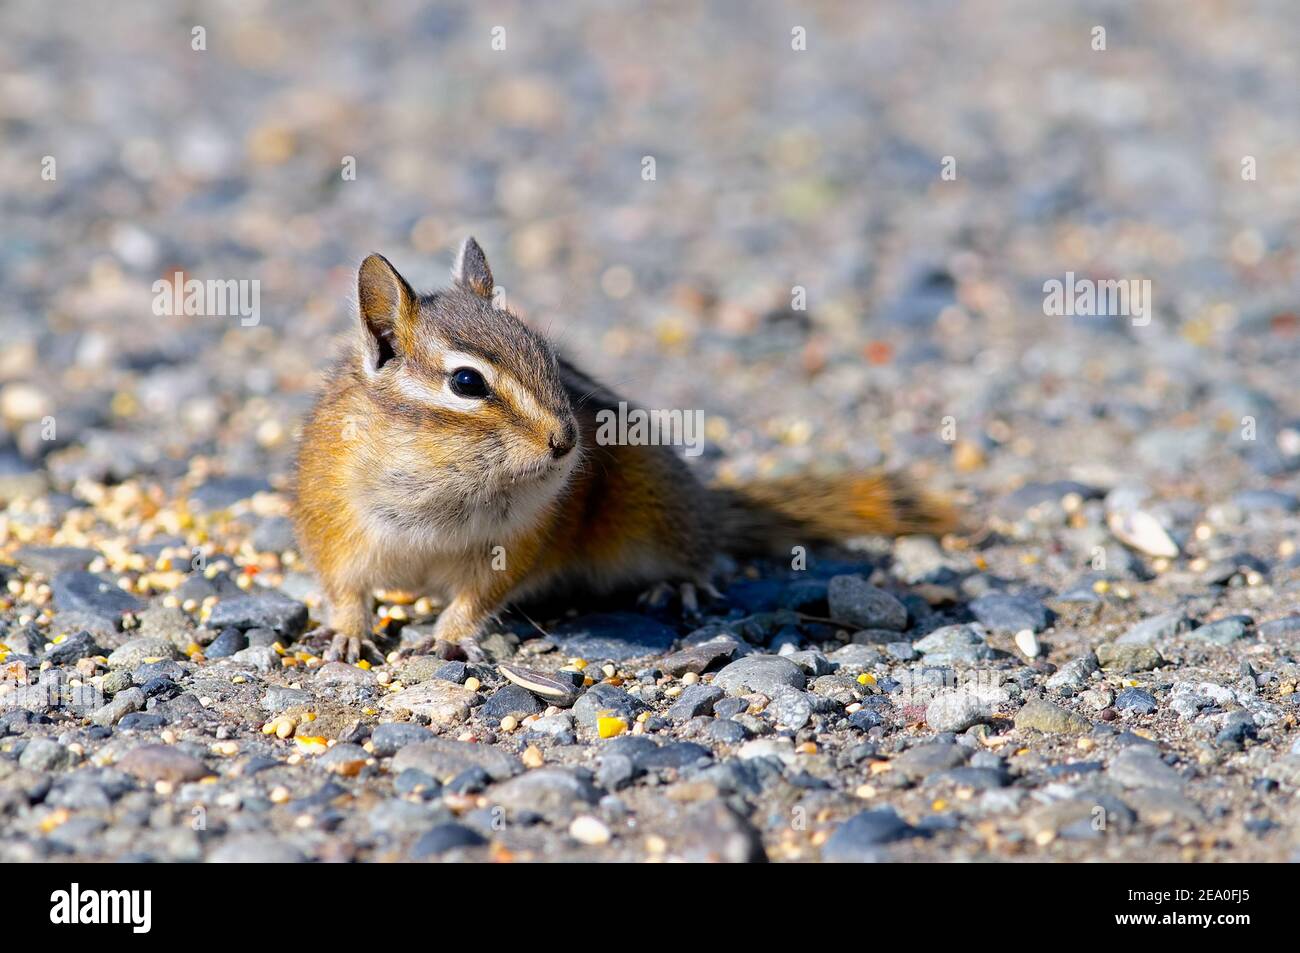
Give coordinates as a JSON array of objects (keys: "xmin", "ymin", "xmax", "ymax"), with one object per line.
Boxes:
[{"xmin": 293, "ymin": 241, "xmax": 956, "ymax": 658}]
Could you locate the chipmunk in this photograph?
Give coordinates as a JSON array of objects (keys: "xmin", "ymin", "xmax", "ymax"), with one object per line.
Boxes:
[{"xmin": 293, "ymin": 238, "xmax": 956, "ymax": 662}]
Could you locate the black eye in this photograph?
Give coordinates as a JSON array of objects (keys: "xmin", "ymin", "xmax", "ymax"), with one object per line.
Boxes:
[{"xmin": 449, "ymin": 367, "xmax": 489, "ymax": 399}]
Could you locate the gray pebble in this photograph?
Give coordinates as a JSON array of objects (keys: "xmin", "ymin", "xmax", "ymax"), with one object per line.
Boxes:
[
  {"xmin": 913, "ymin": 624, "xmax": 992, "ymax": 664},
  {"xmin": 1187, "ymin": 616, "xmax": 1251, "ymax": 645},
  {"xmin": 52, "ymin": 571, "xmax": 143, "ymax": 622},
  {"xmin": 828, "ymin": 576, "xmax": 909, "ymax": 631},
  {"xmin": 667, "ymin": 683, "xmax": 724, "ymax": 721},
  {"xmin": 925, "ymin": 692, "xmax": 990, "ymax": 732},
  {"xmin": 572, "ymin": 684, "xmax": 647, "ymax": 729},
  {"xmin": 765, "ymin": 687, "xmax": 814, "ymax": 729},
  {"xmin": 488, "ymin": 768, "xmax": 599, "ymax": 816},
  {"xmin": 822, "ymin": 808, "xmax": 922, "ymax": 860},
  {"xmin": 968, "ymin": 592, "xmax": 1050, "ymax": 633},
  {"xmin": 19, "ymin": 737, "xmax": 69, "ymax": 771},
  {"xmin": 1115, "ymin": 688, "xmax": 1158, "ymax": 714},
  {"xmin": 1116, "ymin": 610, "xmax": 1192, "ymax": 646},
  {"xmin": 370, "ymin": 722, "xmax": 434, "ymax": 757},
  {"xmin": 713, "ymin": 655, "xmax": 806, "ymax": 696},
  {"xmin": 206, "ymin": 590, "xmax": 308, "ymax": 639},
  {"xmin": 90, "ymin": 687, "xmax": 145, "ymax": 727}
]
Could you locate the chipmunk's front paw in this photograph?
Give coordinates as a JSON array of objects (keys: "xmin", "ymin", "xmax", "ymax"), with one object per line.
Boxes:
[
  {"xmin": 321, "ymin": 629, "xmax": 381, "ymax": 664},
  {"xmin": 322, "ymin": 629, "xmax": 354, "ymax": 663}
]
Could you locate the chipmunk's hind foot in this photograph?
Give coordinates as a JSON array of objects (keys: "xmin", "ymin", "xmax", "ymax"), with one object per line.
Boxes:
[{"xmin": 396, "ymin": 633, "xmax": 487, "ymax": 663}]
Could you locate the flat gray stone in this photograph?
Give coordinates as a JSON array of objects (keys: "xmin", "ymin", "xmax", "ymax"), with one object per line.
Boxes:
[
  {"xmin": 891, "ymin": 742, "xmax": 970, "ymax": 781},
  {"xmin": 925, "ymin": 691, "xmax": 990, "ymax": 732},
  {"xmin": 52, "ymin": 571, "xmax": 144, "ymax": 621},
  {"xmin": 823, "ymin": 808, "xmax": 922, "ymax": 860},
  {"xmin": 1096, "ymin": 642, "xmax": 1163, "ymax": 673},
  {"xmin": 209, "ymin": 835, "xmax": 306, "ymax": 863},
  {"xmin": 713, "ymin": 655, "xmax": 806, "ymax": 696},
  {"xmin": 1014, "ymin": 698, "xmax": 1091, "ymax": 735},
  {"xmin": 1108, "ymin": 747, "xmax": 1185, "ymax": 790},
  {"xmin": 1116, "ymin": 610, "xmax": 1192, "ymax": 645},
  {"xmin": 379, "ymin": 681, "xmax": 480, "ymax": 728},
  {"xmin": 206, "ymin": 590, "xmax": 308, "ymax": 639},
  {"xmin": 90, "ymin": 687, "xmax": 145, "ymax": 727},
  {"xmin": 391, "ymin": 738, "xmax": 521, "ymax": 782},
  {"xmin": 828, "ymin": 576, "xmax": 908, "ymax": 631},
  {"xmin": 107, "ymin": 637, "xmax": 179, "ymax": 669},
  {"xmin": 488, "ymin": 768, "xmax": 600, "ymax": 815},
  {"xmin": 117, "ymin": 743, "xmax": 211, "ymax": 783},
  {"xmin": 765, "ymin": 687, "xmax": 814, "ymax": 729},
  {"xmin": 914, "ymin": 624, "xmax": 993, "ymax": 664},
  {"xmin": 19, "ymin": 737, "xmax": 70, "ymax": 771},
  {"xmin": 667, "ymin": 683, "xmax": 725, "ymax": 721}
]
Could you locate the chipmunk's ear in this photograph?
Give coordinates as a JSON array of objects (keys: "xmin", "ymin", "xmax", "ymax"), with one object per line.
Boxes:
[
  {"xmin": 451, "ymin": 236, "xmax": 494, "ymax": 298},
  {"xmin": 357, "ymin": 253, "xmax": 418, "ymax": 372}
]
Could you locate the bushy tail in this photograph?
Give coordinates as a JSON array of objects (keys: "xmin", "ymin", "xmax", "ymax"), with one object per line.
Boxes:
[{"xmin": 709, "ymin": 470, "xmax": 957, "ymax": 555}]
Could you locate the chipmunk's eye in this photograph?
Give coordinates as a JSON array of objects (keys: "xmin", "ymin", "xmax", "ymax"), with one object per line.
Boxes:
[{"xmin": 449, "ymin": 367, "xmax": 490, "ymax": 399}]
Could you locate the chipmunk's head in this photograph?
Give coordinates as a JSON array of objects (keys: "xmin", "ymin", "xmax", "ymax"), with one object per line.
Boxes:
[{"xmin": 352, "ymin": 239, "xmax": 579, "ymax": 535}]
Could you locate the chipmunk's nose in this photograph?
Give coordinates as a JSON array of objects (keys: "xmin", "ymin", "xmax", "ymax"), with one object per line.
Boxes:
[{"xmin": 548, "ymin": 422, "xmax": 576, "ymax": 459}]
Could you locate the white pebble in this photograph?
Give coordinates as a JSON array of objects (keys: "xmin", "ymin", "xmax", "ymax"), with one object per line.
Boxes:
[
  {"xmin": 568, "ymin": 815, "xmax": 611, "ymax": 846},
  {"xmin": 1014, "ymin": 628, "xmax": 1040, "ymax": 658},
  {"xmin": 1107, "ymin": 508, "xmax": 1179, "ymax": 558}
]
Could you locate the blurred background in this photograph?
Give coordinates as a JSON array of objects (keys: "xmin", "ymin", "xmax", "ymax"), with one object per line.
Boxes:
[{"xmin": 1, "ymin": 0, "xmax": 1298, "ymax": 508}]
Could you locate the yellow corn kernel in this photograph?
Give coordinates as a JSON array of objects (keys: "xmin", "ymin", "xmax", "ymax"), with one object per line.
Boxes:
[
  {"xmin": 597, "ymin": 716, "xmax": 628, "ymax": 739},
  {"xmin": 40, "ymin": 808, "xmax": 71, "ymax": 833}
]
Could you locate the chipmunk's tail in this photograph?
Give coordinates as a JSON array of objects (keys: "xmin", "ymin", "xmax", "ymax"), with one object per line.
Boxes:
[{"xmin": 709, "ymin": 470, "xmax": 957, "ymax": 555}]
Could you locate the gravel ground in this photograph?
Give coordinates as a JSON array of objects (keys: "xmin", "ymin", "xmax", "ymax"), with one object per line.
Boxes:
[{"xmin": 3, "ymin": 1, "xmax": 1300, "ymax": 862}]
